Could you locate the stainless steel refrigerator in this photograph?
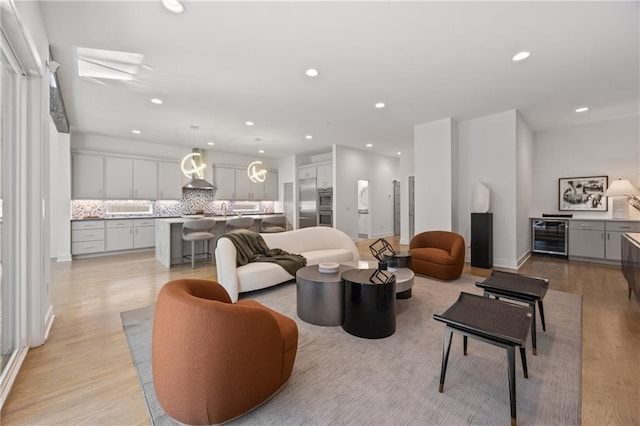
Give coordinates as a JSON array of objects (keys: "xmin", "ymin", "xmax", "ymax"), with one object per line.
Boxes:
[{"xmin": 299, "ymin": 177, "xmax": 318, "ymax": 228}]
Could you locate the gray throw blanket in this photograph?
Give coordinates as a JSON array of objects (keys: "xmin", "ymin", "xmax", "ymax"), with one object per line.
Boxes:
[{"xmin": 222, "ymin": 229, "xmax": 307, "ymax": 276}]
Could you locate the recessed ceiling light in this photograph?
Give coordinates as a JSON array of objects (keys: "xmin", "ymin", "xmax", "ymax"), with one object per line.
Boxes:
[
  {"xmin": 258, "ymin": 149, "xmax": 265, "ymax": 154},
  {"xmin": 512, "ymin": 51, "xmax": 530, "ymax": 61},
  {"xmin": 305, "ymin": 135, "xmax": 313, "ymax": 140},
  {"xmin": 397, "ymin": 151, "xmax": 401, "ymax": 155},
  {"xmin": 366, "ymin": 143, "xmax": 373, "ymax": 148},
  {"xmin": 575, "ymin": 107, "xmax": 589, "ymax": 113},
  {"xmin": 375, "ymin": 102, "xmax": 385, "ymax": 109},
  {"xmin": 150, "ymin": 98, "xmax": 163, "ymax": 104},
  {"xmin": 245, "ymin": 121, "xmax": 254, "ymax": 126},
  {"xmin": 207, "ymin": 142, "xmax": 215, "ymax": 146},
  {"xmin": 132, "ymin": 129, "xmax": 141, "ymax": 134},
  {"xmin": 162, "ymin": 0, "xmax": 184, "ymax": 14},
  {"xmin": 305, "ymin": 68, "xmax": 319, "ymax": 77}
]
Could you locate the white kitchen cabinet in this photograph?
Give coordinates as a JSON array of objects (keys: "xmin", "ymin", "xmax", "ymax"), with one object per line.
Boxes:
[
  {"xmin": 105, "ymin": 157, "xmax": 134, "ymax": 199},
  {"xmin": 298, "ymin": 165, "xmax": 316, "ymax": 180},
  {"xmin": 71, "ymin": 220, "xmax": 105, "ymax": 254},
  {"xmin": 158, "ymin": 161, "xmax": 183, "ymax": 200},
  {"xmin": 106, "ymin": 220, "xmax": 134, "ymax": 251},
  {"xmin": 568, "ymin": 221, "xmax": 605, "ymax": 259},
  {"xmin": 213, "ymin": 166, "xmax": 237, "ymax": 199},
  {"xmin": 133, "ymin": 159, "xmax": 158, "ymax": 199},
  {"xmin": 316, "ymin": 163, "xmax": 332, "ymax": 189},
  {"xmin": 235, "ymin": 168, "xmax": 266, "ymax": 200},
  {"xmin": 605, "ymin": 221, "xmax": 640, "ymax": 261},
  {"xmin": 105, "ymin": 157, "xmax": 157, "ymax": 199},
  {"xmin": 133, "ymin": 219, "xmax": 156, "ymax": 248},
  {"xmin": 264, "ymin": 170, "xmax": 279, "ymax": 200},
  {"xmin": 73, "ymin": 153, "xmax": 105, "ymax": 199}
]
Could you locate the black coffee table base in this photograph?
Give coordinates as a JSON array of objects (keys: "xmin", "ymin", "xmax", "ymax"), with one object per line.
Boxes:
[
  {"xmin": 397, "ymin": 288, "xmax": 412, "ymax": 299},
  {"xmin": 342, "ymin": 269, "xmax": 396, "ymax": 339}
]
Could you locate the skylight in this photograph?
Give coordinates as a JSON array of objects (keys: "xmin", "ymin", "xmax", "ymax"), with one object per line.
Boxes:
[{"xmin": 76, "ymin": 47, "xmax": 144, "ymax": 80}]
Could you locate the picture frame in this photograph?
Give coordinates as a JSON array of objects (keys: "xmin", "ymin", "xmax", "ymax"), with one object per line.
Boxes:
[{"xmin": 558, "ymin": 176, "xmax": 608, "ymax": 211}]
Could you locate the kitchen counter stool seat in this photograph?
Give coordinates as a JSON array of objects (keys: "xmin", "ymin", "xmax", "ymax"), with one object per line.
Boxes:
[
  {"xmin": 182, "ymin": 219, "xmax": 216, "ymax": 268},
  {"xmin": 225, "ymin": 217, "xmax": 255, "ymax": 233}
]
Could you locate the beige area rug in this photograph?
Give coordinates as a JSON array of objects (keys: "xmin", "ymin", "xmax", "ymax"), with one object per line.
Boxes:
[{"xmin": 121, "ymin": 274, "xmax": 581, "ymax": 425}]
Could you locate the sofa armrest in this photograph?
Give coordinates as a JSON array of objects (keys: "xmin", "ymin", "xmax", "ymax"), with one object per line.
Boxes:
[
  {"xmin": 449, "ymin": 236, "xmax": 466, "ymax": 265},
  {"xmin": 215, "ymin": 237, "xmax": 240, "ymax": 302}
]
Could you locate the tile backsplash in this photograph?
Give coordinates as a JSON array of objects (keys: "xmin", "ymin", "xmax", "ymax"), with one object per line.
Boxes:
[{"xmin": 71, "ymin": 189, "xmax": 276, "ymax": 219}]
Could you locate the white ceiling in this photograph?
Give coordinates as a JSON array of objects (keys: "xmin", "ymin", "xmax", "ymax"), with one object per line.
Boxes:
[{"xmin": 40, "ymin": 1, "xmax": 639, "ymax": 159}]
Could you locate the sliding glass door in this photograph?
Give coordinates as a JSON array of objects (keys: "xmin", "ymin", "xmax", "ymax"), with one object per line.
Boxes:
[{"xmin": 0, "ymin": 30, "xmax": 24, "ymax": 383}]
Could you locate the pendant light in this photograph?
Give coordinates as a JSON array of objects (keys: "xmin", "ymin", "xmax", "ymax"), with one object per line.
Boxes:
[
  {"xmin": 247, "ymin": 138, "xmax": 267, "ymax": 183},
  {"xmin": 181, "ymin": 125, "xmax": 216, "ymax": 190}
]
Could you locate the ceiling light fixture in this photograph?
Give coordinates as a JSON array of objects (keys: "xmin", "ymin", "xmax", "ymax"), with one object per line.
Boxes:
[
  {"xmin": 575, "ymin": 107, "xmax": 589, "ymax": 113},
  {"xmin": 305, "ymin": 135, "xmax": 313, "ymax": 140},
  {"xmin": 162, "ymin": 0, "xmax": 184, "ymax": 14},
  {"xmin": 207, "ymin": 142, "xmax": 215, "ymax": 146},
  {"xmin": 150, "ymin": 98, "xmax": 163, "ymax": 104},
  {"xmin": 245, "ymin": 121, "xmax": 254, "ymax": 126},
  {"xmin": 512, "ymin": 51, "xmax": 531, "ymax": 61},
  {"xmin": 397, "ymin": 152, "xmax": 401, "ymax": 155},
  {"xmin": 366, "ymin": 143, "xmax": 373, "ymax": 148},
  {"xmin": 258, "ymin": 149, "xmax": 265, "ymax": 154},
  {"xmin": 305, "ymin": 68, "xmax": 319, "ymax": 77},
  {"xmin": 375, "ymin": 102, "xmax": 385, "ymax": 109},
  {"xmin": 132, "ymin": 129, "xmax": 141, "ymax": 134}
]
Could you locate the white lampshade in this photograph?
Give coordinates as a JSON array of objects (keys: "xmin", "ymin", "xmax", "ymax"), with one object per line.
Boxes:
[
  {"xmin": 604, "ymin": 179, "xmax": 639, "ymax": 197},
  {"xmin": 605, "ymin": 179, "xmax": 639, "ymax": 219}
]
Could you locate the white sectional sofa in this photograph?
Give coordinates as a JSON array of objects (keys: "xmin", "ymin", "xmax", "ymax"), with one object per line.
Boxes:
[{"xmin": 215, "ymin": 226, "xmax": 361, "ymax": 302}]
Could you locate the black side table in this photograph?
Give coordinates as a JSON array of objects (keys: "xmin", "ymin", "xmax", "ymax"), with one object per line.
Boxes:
[
  {"xmin": 434, "ymin": 292, "xmax": 532, "ymax": 426},
  {"xmin": 476, "ymin": 270, "xmax": 549, "ymax": 355},
  {"xmin": 384, "ymin": 251, "xmax": 413, "ymax": 269},
  {"xmin": 342, "ymin": 268, "xmax": 396, "ymax": 339}
]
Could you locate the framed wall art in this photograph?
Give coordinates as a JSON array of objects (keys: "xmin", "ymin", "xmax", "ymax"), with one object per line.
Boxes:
[{"xmin": 558, "ymin": 176, "xmax": 608, "ymax": 211}]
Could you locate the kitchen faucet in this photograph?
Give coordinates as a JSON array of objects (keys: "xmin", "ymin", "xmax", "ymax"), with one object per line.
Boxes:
[{"xmin": 221, "ymin": 202, "xmax": 228, "ymax": 217}]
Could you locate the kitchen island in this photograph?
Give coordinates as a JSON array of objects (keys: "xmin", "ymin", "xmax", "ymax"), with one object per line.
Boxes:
[{"xmin": 155, "ymin": 214, "xmax": 285, "ymax": 268}]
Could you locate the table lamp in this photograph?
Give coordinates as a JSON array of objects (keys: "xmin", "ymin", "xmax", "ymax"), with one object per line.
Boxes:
[
  {"xmin": 604, "ymin": 178, "xmax": 640, "ymax": 219},
  {"xmin": 369, "ymin": 238, "xmax": 395, "ymax": 270}
]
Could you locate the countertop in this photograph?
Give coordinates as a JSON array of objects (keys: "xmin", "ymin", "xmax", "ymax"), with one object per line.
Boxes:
[
  {"xmin": 156, "ymin": 214, "xmax": 285, "ymax": 224},
  {"xmin": 531, "ymin": 217, "xmax": 640, "ymax": 222},
  {"xmin": 72, "ymin": 213, "xmax": 284, "ymax": 222},
  {"xmin": 624, "ymin": 233, "xmax": 640, "ymax": 245}
]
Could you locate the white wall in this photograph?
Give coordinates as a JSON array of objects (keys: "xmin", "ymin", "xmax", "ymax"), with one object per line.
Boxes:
[
  {"xmin": 516, "ymin": 112, "xmax": 533, "ymax": 265},
  {"xmin": 532, "ymin": 115, "xmax": 640, "ymax": 219},
  {"xmin": 457, "ymin": 110, "xmax": 519, "ymax": 268},
  {"xmin": 276, "ymin": 154, "xmax": 296, "ymax": 220},
  {"xmin": 334, "ymin": 145, "xmax": 399, "ymax": 239},
  {"xmin": 49, "ymin": 122, "xmax": 71, "ymax": 262},
  {"xmin": 414, "ymin": 118, "xmax": 456, "ymax": 232}
]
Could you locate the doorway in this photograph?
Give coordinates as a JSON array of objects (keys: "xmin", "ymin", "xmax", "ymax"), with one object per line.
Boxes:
[{"xmin": 357, "ymin": 179, "xmax": 369, "ymax": 239}]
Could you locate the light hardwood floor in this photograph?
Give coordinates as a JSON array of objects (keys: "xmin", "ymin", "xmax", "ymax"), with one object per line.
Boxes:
[{"xmin": 2, "ymin": 237, "xmax": 639, "ymax": 425}]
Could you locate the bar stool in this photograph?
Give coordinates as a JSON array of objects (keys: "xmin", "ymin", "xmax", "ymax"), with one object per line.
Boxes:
[
  {"xmin": 259, "ymin": 216, "xmax": 286, "ymax": 233},
  {"xmin": 225, "ymin": 217, "xmax": 255, "ymax": 233},
  {"xmin": 182, "ymin": 219, "xmax": 216, "ymax": 268}
]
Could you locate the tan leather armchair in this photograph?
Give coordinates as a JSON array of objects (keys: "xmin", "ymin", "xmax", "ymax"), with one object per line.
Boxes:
[
  {"xmin": 409, "ymin": 231, "xmax": 465, "ymax": 280},
  {"xmin": 152, "ymin": 279, "xmax": 298, "ymax": 425}
]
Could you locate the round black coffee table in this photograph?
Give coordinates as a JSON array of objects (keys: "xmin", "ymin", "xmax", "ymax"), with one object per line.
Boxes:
[{"xmin": 342, "ymin": 268, "xmax": 396, "ymax": 339}]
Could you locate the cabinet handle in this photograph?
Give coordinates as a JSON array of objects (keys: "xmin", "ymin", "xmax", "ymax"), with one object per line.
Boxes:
[
  {"xmin": 607, "ymin": 233, "xmax": 610, "ymax": 240},
  {"xmin": 601, "ymin": 233, "xmax": 604, "ymax": 240},
  {"xmin": 135, "ymin": 228, "xmax": 138, "ymax": 234},
  {"xmin": 160, "ymin": 190, "xmax": 163, "ymax": 198},
  {"xmin": 98, "ymin": 189, "xmax": 103, "ymax": 198},
  {"xmin": 619, "ymin": 226, "xmax": 631, "ymax": 229},
  {"xmin": 580, "ymin": 224, "xmax": 592, "ymax": 228}
]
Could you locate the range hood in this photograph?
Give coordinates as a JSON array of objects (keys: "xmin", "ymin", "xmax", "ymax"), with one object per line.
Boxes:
[{"xmin": 182, "ymin": 148, "xmax": 216, "ymax": 190}]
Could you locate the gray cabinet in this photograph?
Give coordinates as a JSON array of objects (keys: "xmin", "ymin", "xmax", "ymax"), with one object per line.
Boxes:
[
  {"xmin": 213, "ymin": 165, "xmax": 236, "ymax": 199},
  {"xmin": 158, "ymin": 161, "xmax": 183, "ymax": 200},
  {"xmin": 605, "ymin": 222, "xmax": 640, "ymax": 261},
  {"xmin": 569, "ymin": 221, "xmax": 605, "ymax": 259},
  {"xmin": 213, "ymin": 164, "xmax": 277, "ymax": 201},
  {"xmin": 105, "ymin": 157, "xmax": 158, "ymax": 199},
  {"xmin": 71, "ymin": 220, "xmax": 105, "ymax": 254},
  {"xmin": 106, "ymin": 220, "xmax": 134, "ymax": 251},
  {"xmin": 316, "ymin": 163, "xmax": 332, "ymax": 189},
  {"xmin": 72, "ymin": 153, "xmax": 104, "ymax": 199},
  {"xmin": 133, "ymin": 219, "xmax": 156, "ymax": 248}
]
